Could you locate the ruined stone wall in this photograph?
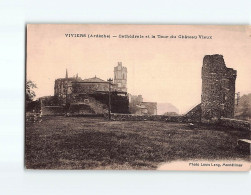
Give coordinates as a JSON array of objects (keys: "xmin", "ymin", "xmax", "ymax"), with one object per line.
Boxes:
[
  {"xmin": 104, "ymin": 113, "xmax": 165, "ymax": 121},
  {"xmin": 222, "ymin": 68, "xmax": 237, "ymax": 118},
  {"xmin": 67, "ymin": 92, "xmax": 129, "ymax": 114},
  {"xmin": 72, "ymin": 82, "xmax": 109, "ymax": 94},
  {"xmin": 201, "ymin": 54, "xmax": 237, "ymax": 123},
  {"xmin": 67, "ymin": 96, "xmax": 108, "ymax": 116},
  {"xmin": 41, "ymin": 106, "xmax": 65, "ymax": 116},
  {"xmin": 104, "ymin": 113, "xmax": 200, "ymax": 123},
  {"xmin": 219, "ymin": 117, "xmax": 250, "ymax": 131},
  {"xmin": 184, "ymin": 104, "xmax": 202, "ymax": 123}
]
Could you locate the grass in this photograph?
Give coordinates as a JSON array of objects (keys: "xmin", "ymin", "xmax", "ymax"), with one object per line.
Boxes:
[{"xmin": 25, "ymin": 116, "xmax": 250, "ymax": 170}]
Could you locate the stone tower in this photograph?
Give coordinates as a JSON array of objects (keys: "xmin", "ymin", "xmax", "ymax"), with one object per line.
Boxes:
[
  {"xmin": 201, "ymin": 54, "xmax": 237, "ymax": 123},
  {"xmin": 114, "ymin": 62, "xmax": 127, "ymax": 92}
]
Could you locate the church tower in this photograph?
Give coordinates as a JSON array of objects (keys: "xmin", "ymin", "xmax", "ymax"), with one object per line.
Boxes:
[{"xmin": 114, "ymin": 62, "xmax": 127, "ymax": 92}]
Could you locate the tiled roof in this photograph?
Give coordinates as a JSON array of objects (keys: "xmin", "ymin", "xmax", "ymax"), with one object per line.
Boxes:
[
  {"xmin": 56, "ymin": 77, "xmax": 81, "ymax": 81},
  {"xmin": 81, "ymin": 77, "xmax": 106, "ymax": 83}
]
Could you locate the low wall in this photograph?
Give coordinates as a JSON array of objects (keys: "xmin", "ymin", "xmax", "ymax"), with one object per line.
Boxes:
[
  {"xmin": 219, "ymin": 117, "xmax": 251, "ymax": 131},
  {"xmin": 104, "ymin": 113, "xmax": 163, "ymax": 121},
  {"xmin": 104, "ymin": 113, "xmax": 200, "ymax": 123},
  {"xmin": 41, "ymin": 106, "xmax": 65, "ymax": 116}
]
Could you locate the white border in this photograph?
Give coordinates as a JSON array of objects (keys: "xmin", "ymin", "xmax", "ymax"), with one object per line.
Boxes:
[{"xmin": 0, "ymin": 0, "xmax": 250, "ymax": 194}]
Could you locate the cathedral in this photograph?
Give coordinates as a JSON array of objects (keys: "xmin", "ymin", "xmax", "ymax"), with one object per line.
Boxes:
[
  {"xmin": 41, "ymin": 62, "xmax": 157, "ymax": 116},
  {"xmin": 51, "ymin": 62, "xmax": 129, "ymax": 115},
  {"xmin": 54, "ymin": 62, "xmax": 127, "ymax": 100}
]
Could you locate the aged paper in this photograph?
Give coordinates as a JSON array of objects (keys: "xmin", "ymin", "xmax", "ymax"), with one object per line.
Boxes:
[{"xmin": 26, "ymin": 24, "xmax": 251, "ymax": 171}]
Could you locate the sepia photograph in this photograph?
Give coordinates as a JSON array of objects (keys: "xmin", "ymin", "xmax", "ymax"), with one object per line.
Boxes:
[{"xmin": 25, "ymin": 24, "xmax": 251, "ymax": 171}]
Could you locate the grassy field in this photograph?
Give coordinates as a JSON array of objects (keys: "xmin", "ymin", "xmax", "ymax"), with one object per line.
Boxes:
[{"xmin": 25, "ymin": 116, "xmax": 249, "ymax": 170}]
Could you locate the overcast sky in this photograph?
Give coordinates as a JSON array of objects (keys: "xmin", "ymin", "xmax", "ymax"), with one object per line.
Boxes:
[{"xmin": 27, "ymin": 24, "xmax": 251, "ymax": 113}]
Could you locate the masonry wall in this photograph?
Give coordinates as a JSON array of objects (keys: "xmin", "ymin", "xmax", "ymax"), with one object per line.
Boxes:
[
  {"xmin": 104, "ymin": 113, "xmax": 166, "ymax": 121},
  {"xmin": 201, "ymin": 54, "xmax": 237, "ymax": 123},
  {"xmin": 67, "ymin": 96, "xmax": 108, "ymax": 116},
  {"xmin": 219, "ymin": 117, "xmax": 251, "ymax": 131},
  {"xmin": 89, "ymin": 93, "xmax": 129, "ymax": 114},
  {"xmin": 72, "ymin": 82, "xmax": 109, "ymax": 94},
  {"xmin": 41, "ymin": 106, "xmax": 65, "ymax": 116},
  {"xmin": 104, "ymin": 113, "xmax": 250, "ymax": 132},
  {"xmin": 184, "ymin": 104, "xmax": 202, "ymax": 123},
  {"xmin": 104, "ymin": 113, "xmax": 200, "ymax": 123},
  {"xmin": 67, "ymin": 92, "xmax": 129, "ymax": 115}
]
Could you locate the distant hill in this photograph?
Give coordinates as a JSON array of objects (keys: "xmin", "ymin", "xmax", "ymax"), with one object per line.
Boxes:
[
  {"xmin": 235, "ymin": 93, "xmax": 251, "ymax": 121},
  {"xmin": 157, "ymin": 103, "xmax": 179, "ymax": 115}
]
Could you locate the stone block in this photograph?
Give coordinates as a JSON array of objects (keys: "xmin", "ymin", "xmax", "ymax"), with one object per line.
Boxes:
[{"xmin": 237, "ymin": 139, "xmax": 251, "ymax": 153}]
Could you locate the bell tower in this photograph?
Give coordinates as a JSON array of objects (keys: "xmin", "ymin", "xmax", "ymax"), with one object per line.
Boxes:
[{"xmin": 114, "ymin": 62, "xmax": 127, "ymax": 92}]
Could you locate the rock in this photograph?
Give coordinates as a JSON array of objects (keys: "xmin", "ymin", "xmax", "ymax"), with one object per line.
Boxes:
[{"xmin": 237, "ymin": 139, "xmax": 251, "ymax": 153}]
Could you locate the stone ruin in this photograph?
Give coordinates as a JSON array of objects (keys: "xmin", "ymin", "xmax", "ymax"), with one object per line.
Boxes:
[
  {"xmin": 105, "ymin": 54, "xmax": 251, "ymax": 132},
  {"xmin": 201, "ymin": 54, "xmax": 237, "ymax": 123}
]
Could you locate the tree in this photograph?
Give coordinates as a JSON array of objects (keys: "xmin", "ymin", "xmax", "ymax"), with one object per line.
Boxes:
[
  {"xmin": 26, "ymin": 80, "xmax": 37, "ymax": 103},
  {"xmin": 241, "ymin": 99, "xmax": 251, "ymax": 119}
]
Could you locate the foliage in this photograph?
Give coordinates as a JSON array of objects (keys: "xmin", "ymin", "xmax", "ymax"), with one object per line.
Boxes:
[
  {"xmin": 235, "ymin": 93, "xmax": 251, "ymax": 121},
  {"xmin": 241, "ymin": 99, "xmax": 251, "ymax": 118},
  {"xmin": 41, "ymin": 96, "xmax": 64, "ymax": 106},
  {"xmin": 26, "ymin": 80, "xmax": 37, "ymax": 103},
  {"xmin": 26, "ymin": 100, "xmax": 41, "ymax": 112}
]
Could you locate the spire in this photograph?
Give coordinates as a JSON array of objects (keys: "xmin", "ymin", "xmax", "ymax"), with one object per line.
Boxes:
[{"xmin": 66, "ymin": 69, "xmax": 68, "ymax": 78}]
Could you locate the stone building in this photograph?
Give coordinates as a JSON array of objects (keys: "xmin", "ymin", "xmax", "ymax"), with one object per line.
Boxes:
[
  {"xmin": 129, "ymin": 94, "xmax": 157, "ymax": 115},
  {"xmin": 54, "ymin": 69, "xmax": 81, "ymax": 101},
  {"xmin": 72, "ymin": 76, "xmax": 111, "ymax": 95},
  {"xmin": 54, "ymin": 63, "xmax": 127, "ymax": 101},
  {"xmin": 201, "ymin": 54, "xmax": 237, "ymax": 123},
  {"xmin": 52, "ymin": 64, "xmax": 129, "ymax": 115},
  {"xmin": 113, "ymin": 62, "xmax": 127, "ymax": 92},
  {"xmin": 135, "ymin": 102, "xmax": 157, "ymax": 115},
  {"xmin": 129, "ymin": 94, "xmax": 143, "ymax": 104}
]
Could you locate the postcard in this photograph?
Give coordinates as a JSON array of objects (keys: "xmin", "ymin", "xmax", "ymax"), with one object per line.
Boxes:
[{"xmin": 25, "ymin": 24, "xmax": 251, "ymax": 171}]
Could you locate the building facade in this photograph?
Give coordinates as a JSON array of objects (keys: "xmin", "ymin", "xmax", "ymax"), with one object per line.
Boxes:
[
  {"xmin": 135, "ymin": 102, "xmax": 157, "ymax": 115},
  {"xmin": 54, "ymin": 69, "xmax": 81, "ymax": 100},
  {"xmin": 53, "ymin": 65, "xmax": 129, "ymax": 115},
  {"xmin": 129, "ymin": 94, "xmax": 157, "ymax": 115}
]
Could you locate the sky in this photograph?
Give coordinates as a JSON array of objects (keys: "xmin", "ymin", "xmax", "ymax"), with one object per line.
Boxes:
[{"xmin": 27, "ymin": 24, "xmax": 251, "ymax": 113}]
